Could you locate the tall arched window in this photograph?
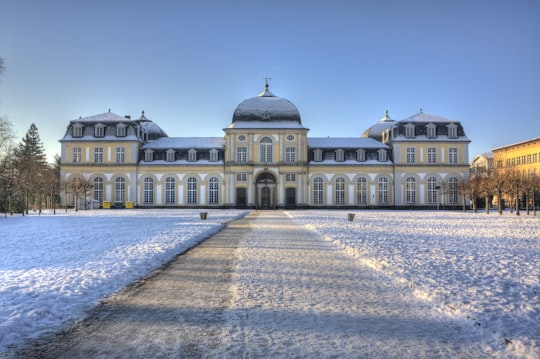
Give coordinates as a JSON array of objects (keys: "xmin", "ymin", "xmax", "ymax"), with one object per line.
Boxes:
[
  {"xmin": 406, "ymin": 177, "xmax": 416, "ymax": 204},
  {"xmin": 335, "ymin": 177, "xmax": 345, "ymax": 205},
  {"xmin": 93, "ymin": 177, "xmax": 103, "ymax": 203},
  {"xmin": 209, "ymin": 177, "xmax": 219, "ymax": 204},
  {"xmin": 356, "ymin": 177, "xmax": 367, "ymax": 205},
  {"xmin": 143, "ymin": 177, "xmax": 154, "ymax": 204},
  {"xmin": 187, "ymin": 177, "xmax": 198, "ymax": 204},
  {"xmin": 165, "ymin": 177, "xmax": 175, "ymax": 204},
  {"xmin": 313, "ymin": 177, "xmax": 324, "ymax": 205},
  {"xmin": 448, "ymin": 177, "xmax": 459, "ymax": 204},
  {"xmin": 259, "ymin": 137, "xmax": 273, "ymax": 163},
  {"xmin": 378, "ymin": 177, "xmax": 388, "ymax": 204},
  {"xmin": 427, "ymin": 177, "xmax": 438, "ymax": 204},
  {"xmin": 115, "ymin": 177, "xmax": 125, "ymax": 203}
]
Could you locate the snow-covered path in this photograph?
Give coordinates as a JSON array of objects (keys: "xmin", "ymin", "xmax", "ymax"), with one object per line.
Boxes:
[{"xmin": 18, "ymin": 210, "xmax": 491, "ymax": 358}]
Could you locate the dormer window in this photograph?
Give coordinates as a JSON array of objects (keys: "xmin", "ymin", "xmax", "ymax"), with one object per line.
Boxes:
[
  {"xmin": 116, "ymin": 124, "xmax": 127, "ymax": 137},
  {"xmin": 144, "ymin": 149, "xmax": 154, "ymax": 162},
  {"xmin": 73, "ymin": 124, "xmax": 84, "ymax": 137},
  {"xmin": 335, "ymin": 149, "xmax": 345, "ymax": 162},
  {"xmin": 378, "ymin": 149, "xmax": 387, "ymax": 162},
  {"xmin": 356, "ymin": 149, "xmax": 366, "ymax": 162},
  {"xmin": 188, "ymin": 149, "xmax": 197, "ymax": 162},
  {"xmin": 209, "ymin": 149, "xmax": 218, "ymax": 162},
  {"xmin": 447, "ymin": 123, "xmax": 458, "ymax": 138},
  {"xmin": 314, "ymin": 149, "xmax": 323, "ymax": 162},
  {"xmin": 426, "ymin": 123, "xmax": 437, "ymax": 138},
  {"xmin": 166, "ymin": 149, "xmax": 175, "ymax": 162},
  {"xmin": 94, "ymin": 123, "xmax": 105, "ymax": 137},
  {"xmin": 405, "ymin": 124, "xmax": 415, "ymax": 138}
]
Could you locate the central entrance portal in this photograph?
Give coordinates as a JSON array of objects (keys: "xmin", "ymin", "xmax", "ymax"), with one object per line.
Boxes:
[{"xmin": 256, "ymin": 172, "xmax": 276, "ymax": 209}]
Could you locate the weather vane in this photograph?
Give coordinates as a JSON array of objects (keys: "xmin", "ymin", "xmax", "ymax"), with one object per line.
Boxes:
[{"xmin": 263, "ymin": 75, "xmax": 272, "ymax": 89}]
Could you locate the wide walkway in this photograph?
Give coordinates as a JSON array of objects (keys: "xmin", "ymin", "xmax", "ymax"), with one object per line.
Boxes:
[{"xmin": 19, "ymin": 211, "xmax": 486, "ymax": 358}]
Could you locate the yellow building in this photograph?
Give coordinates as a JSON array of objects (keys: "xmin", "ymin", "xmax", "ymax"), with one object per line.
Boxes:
[{"xmin": 60, "ymin": 84, "xmax": 471, "ymax": 209}]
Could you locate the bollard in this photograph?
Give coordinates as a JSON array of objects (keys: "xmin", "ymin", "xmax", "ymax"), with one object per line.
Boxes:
[
  {"xmin": 199, "ymin": 212, "xmax": 208, "ymax": 220},
  {"xmin": 347, "ymin": 213, "xmax": 355, "ymax": 221}
]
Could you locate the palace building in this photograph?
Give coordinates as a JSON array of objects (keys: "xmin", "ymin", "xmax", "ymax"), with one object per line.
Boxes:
[{"xmin": 59, "ymin": 84, "xmax": 471, "ymax": 209}]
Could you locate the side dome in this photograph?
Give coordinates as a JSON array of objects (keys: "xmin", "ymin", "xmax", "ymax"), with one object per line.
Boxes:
[
  {"xmin": 232, "ymin": 85, "xmax": 302, "ymax": 123},
  {"xmin": 361, "ymin": 110, "xmax": 396, "ymax": 142},
  {"xmin": 135, "ymin": 111, "xmax": 168, "ymax": 140}
]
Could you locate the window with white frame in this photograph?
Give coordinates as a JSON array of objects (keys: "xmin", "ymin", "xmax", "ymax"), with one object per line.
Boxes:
[
  {"xmin": 259, "ymin": 137, "xmax": 273, "ymax": 163},
  {"xmin": 73, "ymin": 125, "xmax": 83, "ymax": 137},
  {"xmin": 314, "ymin": 149, "xmax": 323, "ymax": 162},
  {"xmin": 236, "ymin": 147, "xmax": 247, "ymax": 163},
  {"xmin": 209, "ymin": 177, "xmax": 219, "ymax": 204},
  {"xmin": 93, "ymin": 177, "xmax": 103, "ymax": 203},
  {"xmin": 165, "ymin": 177, "xmax": 175, "ymax": 204},
  {"xmin": 116, "ymin": 124, "xmax": 127, "ymax": 137},
  {"xmin": 209, "ymin": 149, "xmax": 218, "ymax": 162},
  {"xmin": 427, "ymin": 177, "xmax": 438, "ymax": 204},
  {"xmin": 378, "ymin": 177, "xmax": 389, "ymax": 204},
  {"xmin": 94, "ymin": 124, "xmax": 105, "ymax": 137},
  {"xmin": 143, "ymin": 177, "xmax": 154, "ymax": 204},
  {"xmin": 313, "ymin": 177, "xmax": 324, "ymax": 205},
  {"xmin": 356, "ymin": 177, "xmax": 367, "ymax": 205},
  {"xmin": 449, "ymin": 147, "xmax": 458, "ymax": 164},
  {"xmin": 335, "ymin": 149, "xmax": 345, "ymax": 162},
  {"xmin": 94, "ymin": 147, "xmax": 103, "ymax": 163},
  {"xmin": 285, "ymin": 173, "xmax": 296, "ymax": 182},
  {"xmin": 448, "ymin": 177, "xmax": 459, "ymax": 204},
  {"xmin": 285, "ymin": 147, "xmax": 296, "ymax": 163},
  {"xmin": 166, "ymin": 149, "xmax": 175, "ymax": 162},
  {"xmin": 447, "ymin": 123, "xmax": 458, "ymax": 138},
  {"xmin": 426, "ymin": 123, "xmax": 437, "ymax": 138},
  {"xmin": 144, "ymin": 150, "xmax": 153, "ymax": 162},
  {"xmin": 356, "ymin": 149, "xmax": 366, "ymax": 162},
  {"xmin": 115, "ymin": 177, "xmax": 125, "ymax": 202},
  {"xmin": 187, "ymin": 177, "xmax": 197, "ymax": 204},
  {"xmin": 116, "ymin": 147, "xmax": 125, "ymax": 163},
  {"xmin": 405, "ymin": 124, "xmax": 415, "ymax": 138},
  {"xmin": 427, "ymin": 147, "xmax": 437, "ymax": 164},
  {"xmin": 406, "ymin": 177, "xmax": 416, "ymax": 204},
  {"xmin": 378, "ymin": 149, "xmax": 387, "ymax": 162},
  {"xmin": 188, "ymin": 149, "xmax": 197, "ymax": 162},
  {"xmin": 236, "ymin": 173, "xmax": 247, "ymax": 182},
  {"xmin": 335, "ymin": 177, "xmax": 345, "ymax": 204},
  {"xmin": 406, "ymin": 147, "xmax": 416, "ymax": 164},
  {"xmin": 72, "ymin": 147, "xmax": 82, "ymax": 163}
]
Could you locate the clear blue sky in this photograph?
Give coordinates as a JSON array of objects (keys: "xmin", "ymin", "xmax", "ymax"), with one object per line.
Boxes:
[{"xmin": 1, "ymin": 0, "xmax": 539, "ymax": 162}]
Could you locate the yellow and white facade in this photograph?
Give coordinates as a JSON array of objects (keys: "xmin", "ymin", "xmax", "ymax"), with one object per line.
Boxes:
[{"xmin": 59, "ymin": 85, "xmax": 471, "ymax": 209}]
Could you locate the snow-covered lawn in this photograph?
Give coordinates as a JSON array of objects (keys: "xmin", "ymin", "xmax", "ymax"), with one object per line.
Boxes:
[
  {"xmin": 0, "ymin": 209, "xmax": 247, "ymax": 354},
  {"xmin": 0, "ymin": 209, "xmax": 538, "ymax": 358},
  {"xmin": 288, "ymin": 210, "xmax": 540, "ymax": 358}
]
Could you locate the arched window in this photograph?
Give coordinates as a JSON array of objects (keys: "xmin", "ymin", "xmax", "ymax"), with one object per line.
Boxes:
[
  {"xmin": 143, "ymin": 177, "xmax": 154, "ymax": 204},
  {"xmin": 187, "ymin": 177, "xmax": 197, "ymax": 204},
  {"xmin": 378, "ymin": 177, "xmax": 389, "ymax": 204},
  {"xmin": 259, "ymin": 137, "xmax": 273, "ymax": 163},
  {"xmin": 313, "ymin": 177, "xmax": 324, "ymax": 205},
  {"xmin": 406, "ymin": 177, "xmax": 416, "ymax": 204},
  {"xmin": 335, "ymin": 177, "xmax": 345, "ymax": 205},
  {"xmin": 209, "ymin": 177, "xmax": 219, "ymax": 204},
  {"xmin": 93, "ymin": 177, "xmax": 103, "ymax": 203},
  {"xmin": 165, "ymin": 177, "xmax": 175, "ymax": 204},
  {"xmin": 115, "ymin": 177, "xmax": 125, "ymax": 203},
  {"xmin": 448, "ymin": 177, "xmax": 459, "ymax": 204},
  {"xmin": 356, "ymin": 177, "xmax": 367, "ymax": 205},
  {"xmin": 427, "ymin": 177, "xmax": 438, "ymax": 204}
]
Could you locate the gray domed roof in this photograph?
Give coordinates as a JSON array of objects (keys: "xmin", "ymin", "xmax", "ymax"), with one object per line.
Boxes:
[
  {"xmin": 361, "ymin": 111, "xmax": 396, "ymax": 141},
  {"xmin": 135, "ymin": 112, "xmax": 168, "ymax": 140},
  {"xmin": 232, "ymin": 86, "xmax": 302, "ymax": 123}
]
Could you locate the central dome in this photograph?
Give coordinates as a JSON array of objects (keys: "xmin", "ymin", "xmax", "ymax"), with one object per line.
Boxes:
[{"xmin": 232, "ymin": 86, "xmax": 302, "ymax": 123}]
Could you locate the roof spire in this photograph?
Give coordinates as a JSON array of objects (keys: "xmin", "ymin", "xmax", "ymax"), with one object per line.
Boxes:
[
  {"xmin": 264, "ymin": 75, "xmax": 271, "ymax": 90},
  {"xmin": 419, "ymin": 108, "xmax": 423, "ymax": 114},
  {"xmin": 385, "ymin": 110, "xmax": 389, "ymax": 118}
]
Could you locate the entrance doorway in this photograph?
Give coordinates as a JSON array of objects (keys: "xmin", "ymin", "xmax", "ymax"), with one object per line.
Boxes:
[
  {"xmin": 236, "ymin": 188, "xmax": 247, "ymax": 208},
  {"xmin": 286, "ymin": 188, "xmax": 296, "ymax": 208},
  {"xmin": 256, "ymin": 172, "xmax": 276, "ymax": 209}
]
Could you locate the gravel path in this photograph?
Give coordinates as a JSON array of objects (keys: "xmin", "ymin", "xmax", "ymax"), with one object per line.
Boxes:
[{"xmin": 18, "ymin": 211, "xmax": 487, "ymax": 358}]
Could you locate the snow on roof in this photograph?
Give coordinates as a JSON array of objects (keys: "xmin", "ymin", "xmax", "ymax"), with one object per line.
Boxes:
[
  {"xmin": 143, "ymin": 137, "xmax": 224, "ymax": 149},
  {"xmin": 232, "ymin": 87, "xmax": 302, "ymax": 123},
  {"xmin": 308, "ymin": 137, "xmax": 389, "ymax": 149},
  {"xmin": 401, "ymin": 111, "xmax": 458, "ymax": 123},
  {"xmin": 71, "ymin": 112, "xmax": 131, "ymax": 123},
  {"xmin": 226, "ymin": 120, "xmax": 308, "ymax": 130}
]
